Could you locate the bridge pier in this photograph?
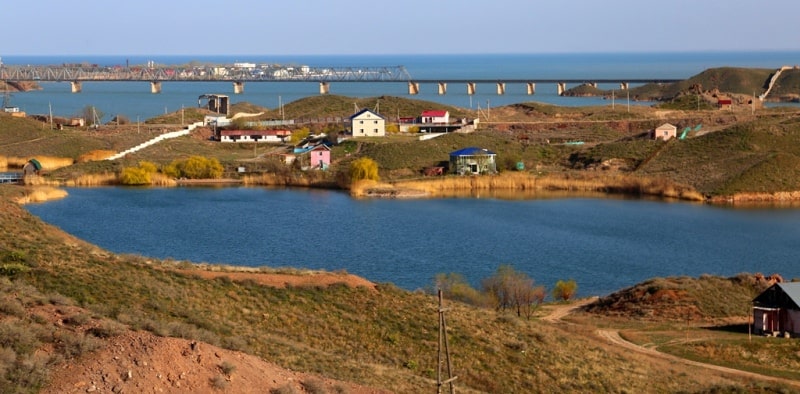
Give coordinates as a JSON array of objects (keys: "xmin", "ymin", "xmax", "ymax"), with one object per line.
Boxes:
[
  {"xmin": 467, "ymin": 82, "xmax": 476, "ymax": 95},
  {"xmin": 150, "ymin": 81, "xmax": 162, "ymax": 94},
  {"xmin": 233, "ymin": 82, "xmax": 244, "ymax": 94},
  {"xmin": 557, "ymin": 82, "xmax": 567, "ymax": 96},
  {"xmin": 496, "ymin": 82, "xmax": 506, "ymax": 95},
  {"xmin": 70, "ymin": 81, "xmax": 82, "ymax": 93},
  {"xmin": 319, "ymin": 82, "xmax": 330, "ymax": 95},
  {"xmin": 438, "ymin": 82, "xmax": 447, "ymax": 95},
  {"xmin": 526, "ymin": 82, "xmax": 536, "ymax": 95},
  {"xmin": 408, "ymin": 82, "xmax": 419, "ymax": 95},
  {"xmin": 619, "ymin": 82, "xmax": 629, "ymax": 90}
]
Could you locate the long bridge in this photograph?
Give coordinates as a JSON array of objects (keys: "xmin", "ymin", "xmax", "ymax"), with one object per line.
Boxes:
[{"xmin": 0, "ymin": 62, "xmax": 681, "ymax": 96}]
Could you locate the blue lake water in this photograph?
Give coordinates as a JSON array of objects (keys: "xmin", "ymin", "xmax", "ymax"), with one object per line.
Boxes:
[
  {"xmin": 4, "ymin": 52, "xmax": 800, "ymax": 120},
  {"xmin": 24, "ymin": 187, "xmax": 800, "ymax": 297}
]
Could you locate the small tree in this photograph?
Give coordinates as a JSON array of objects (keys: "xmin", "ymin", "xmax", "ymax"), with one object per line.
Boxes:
[
  {"xmin": 349, "ymin": 157, "xmax": 379, "ymax": 182},
  {"xmin": 435, "ymin": 272, "xmax": 487, "ymax": 307},
  {"xmin": 482, "ymin": 264, "xmax": 544, "ymax": 317},
  {"xmin": 119, "ymin": 167, "xmax": 151, "ymax": 185},
  {"xmin": 291, "ymin": 127, "xmax": 311, "ymax": 144},
  {"xmin": 553, "ymin": 279, "xmax": 578, "ymax": 301},
  {"xmin": 79, "ymin": 105, "xmax": 104, "ymax": 126}
]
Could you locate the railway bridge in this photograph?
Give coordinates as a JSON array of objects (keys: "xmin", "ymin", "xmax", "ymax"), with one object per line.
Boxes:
[{"xmin": 0, "ymin": 62, "xmax": 681, "ymax": 96}]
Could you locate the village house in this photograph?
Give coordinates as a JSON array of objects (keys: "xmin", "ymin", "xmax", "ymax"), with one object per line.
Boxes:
[
  {"xmin": 717, "ymin": 97, "xmax": 733, "ymax": 110},
  {"xmin": 653, "ymin": 123, "xmax": 677, "ymax": 141},
  {"xmin": 420, "ymin": 110, "xmax": 450, "ymax": 124},
  {"xmin": 220, "ymin": 129, "xmax": 292, "ymax": 143},
  {"xmin": 449, "ymin": 147, "xmax": 497, "ymax": 175},
  {"xmin": 753, "ymin": 282, "xmax": 800, "ymax": 337},
  {"xmin": 288, "ymin": 143, "xmax": 331, "ymax": 170},
  {"xmin": 349, "ymin": 108, "xmax": 385, "ymax": 137}
]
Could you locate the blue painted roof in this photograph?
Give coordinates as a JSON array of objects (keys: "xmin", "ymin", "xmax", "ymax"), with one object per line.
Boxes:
[{"xmin": 449, "ymin": 147, "xmax": 495, "ymax": 157}]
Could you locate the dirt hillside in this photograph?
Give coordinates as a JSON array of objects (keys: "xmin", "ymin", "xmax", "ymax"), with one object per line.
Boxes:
[{"xmin": 37, "ymin": 270, "xmax": 387, "ymax": 394}]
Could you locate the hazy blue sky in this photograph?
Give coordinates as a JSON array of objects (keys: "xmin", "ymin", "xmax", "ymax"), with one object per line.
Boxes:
[{"xmin": 4, "ymin": 0, "xmax": 799, "ymax": 55}]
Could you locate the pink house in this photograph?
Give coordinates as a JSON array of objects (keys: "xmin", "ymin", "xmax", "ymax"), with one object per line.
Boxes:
[{"xmin": 309, "ymin": 144, "xmax": 331, "ymax": 170}]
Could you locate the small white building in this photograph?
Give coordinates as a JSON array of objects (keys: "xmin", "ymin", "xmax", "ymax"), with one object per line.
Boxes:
[
  {"xmin": 420, "ymin": 110, "xmax": 450, "ymax": 124},
  {"xmin": 653, "ymin": 123, "xmax": 677, "ymax": 141},
  {"xmin": 350, "ymin": 108, "xmax": 386, "ymax": 137},
  {"xmin": 220, "ymin": 129, "xmax": 291, "ymax": 143}
]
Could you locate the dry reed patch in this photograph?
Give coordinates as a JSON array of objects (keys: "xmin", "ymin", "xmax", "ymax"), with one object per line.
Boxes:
[
  {"xmin": 76, "ymin": 150, "xmax": 116, "ymax": 163},
  {"xmin": 14, "ymin": 187, "xmax": 68, "ymax": 204},
  {"xmin": 5, "ymin": 155, "xmax": 74, "ymax": 170},
  {"xmin": 64, "ymin": 173, "xmax": 118, "ymax": 187}
]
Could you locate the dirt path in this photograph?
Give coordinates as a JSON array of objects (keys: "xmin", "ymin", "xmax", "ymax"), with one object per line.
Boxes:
[
  {"xmin": 596, "ymin": 329, "xmax": 800, "ymax": 388},
  {"xmin": 541, "ymin": 297, "xmax": 800, "ymax": 387},
  {"xmin": 540, "ymin": 296, "xmax": 599, "ymax": 323}
]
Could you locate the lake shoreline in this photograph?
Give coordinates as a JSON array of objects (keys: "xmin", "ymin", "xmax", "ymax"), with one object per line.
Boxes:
[{"xmin": 15, "ymin": 170, "xmax": 800, "ymax": 206}]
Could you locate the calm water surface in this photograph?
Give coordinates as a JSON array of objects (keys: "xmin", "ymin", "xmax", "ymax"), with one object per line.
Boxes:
[{"xmin": 25, "ymin": 187, "xmax": 800, "ymax": 297}]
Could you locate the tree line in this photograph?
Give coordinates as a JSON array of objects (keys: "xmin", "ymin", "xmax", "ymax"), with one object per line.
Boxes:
[{"xmin": 434, "ymin": 264, "xmax": 577, "ymax": 319}]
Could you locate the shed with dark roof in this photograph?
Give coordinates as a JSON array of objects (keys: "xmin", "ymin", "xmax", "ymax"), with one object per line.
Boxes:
[{"xmin": 753, "ymin": 282, "xmax": 800, "ymax": 337}]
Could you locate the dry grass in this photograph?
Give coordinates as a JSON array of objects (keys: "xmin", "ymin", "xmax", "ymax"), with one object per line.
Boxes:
[
  {"xmin": 76, "ymin": 150, "xmax": 116, "ymax": 163},
  {"xmin": 13, "ymin": 187, "xmax": 68, "ymax": 204},
  {"xmin": 391, "ymin": 172, "xmax": 705, "ymax": 201},
  {"xmin": 3, "ymin": 155, "xmax": 74, "ymax": 170}
]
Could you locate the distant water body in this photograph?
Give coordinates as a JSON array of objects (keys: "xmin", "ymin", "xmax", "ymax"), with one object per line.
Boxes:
[{"xmin": 4, "ymin": 52, "xmax": 799, "ymax": 120}]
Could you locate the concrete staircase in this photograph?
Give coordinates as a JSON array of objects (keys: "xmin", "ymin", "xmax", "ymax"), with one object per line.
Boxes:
[
  {"xmin": 106, "ymin": 122, "xmax": 203, "ymax": 161},
  {"xmin": 759, "ymin": 66, "xmax": 793, "ymax": 101}
]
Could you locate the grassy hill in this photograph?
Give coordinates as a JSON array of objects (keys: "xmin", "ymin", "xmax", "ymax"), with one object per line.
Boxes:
[
  {"xmin": 636, "ymin": 115, "xmax": 800, "ymax": 195},
  {"xmin": 628, "ymin": 67, "xmax": 775, "ymax": 100},
  {"xmin": 229, "ymin": 95, "xmax": 473, "ymax": 121}
]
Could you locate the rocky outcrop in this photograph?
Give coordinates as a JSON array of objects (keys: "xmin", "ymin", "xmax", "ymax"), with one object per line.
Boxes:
[{"xmin": 2, "ymin": 81, "xmax": 42, "ymax": 92}]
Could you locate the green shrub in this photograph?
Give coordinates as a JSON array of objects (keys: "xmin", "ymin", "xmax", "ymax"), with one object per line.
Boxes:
[
  {"xmin": 119, "ymin": 167, "xmax": 151, "ymax": 185},
  {"xmin": 138, "ymin": 161, "xmax": 158, "ymax": 173},
  {"xmin": 553, "ymin": 279, "xmax": 578, "ymax": 301},
  {"xmin": 171, "ymin": 156, "xmax": 224, "ymax": 179},
  {"xmin": 210, "ymin": 374, "xmax": 228, "ymax": 390},
  {"xmin": 301, "ymin": 378, "xmax": 327, "ymax": 394},
  {"xmin": 349, "ymin": 157, "xmax": 379, "ymax": 182},
  {"xmin": 220, "ymin": 360, "xmax": 236, "ymax": 376},
  {"xmin": 0, "ymin": 263, "xmax": 29, "ymax": 278},
  {"xmin": 87, "ymin": 320, "xmax": 126, "ymax": 338}
]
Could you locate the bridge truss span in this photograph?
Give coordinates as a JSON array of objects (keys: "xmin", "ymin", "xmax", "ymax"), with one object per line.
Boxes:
[{"xmin": 0, "ymin": 64, "xmax": 414, "ymax": 83}]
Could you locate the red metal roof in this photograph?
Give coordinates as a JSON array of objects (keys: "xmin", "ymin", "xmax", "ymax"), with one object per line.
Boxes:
[{"xmin": 421, "ymin": 110, "xmax": 448, "ymax": 117}]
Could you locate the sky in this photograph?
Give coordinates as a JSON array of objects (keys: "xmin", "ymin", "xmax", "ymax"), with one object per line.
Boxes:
[{"xmin": 3, "ymin": 0, "xmax": 800, "ymax": 56}]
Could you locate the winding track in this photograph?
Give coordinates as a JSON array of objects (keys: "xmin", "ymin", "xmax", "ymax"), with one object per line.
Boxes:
[{"xmin": 543, "ymin": 298, "xmax": 800, "ymax": 387}]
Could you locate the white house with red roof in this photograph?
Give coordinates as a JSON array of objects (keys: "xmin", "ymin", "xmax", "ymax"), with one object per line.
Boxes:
[{"xmin": 420, "ymin": 110, "xmax": 449, "ymax": 124}]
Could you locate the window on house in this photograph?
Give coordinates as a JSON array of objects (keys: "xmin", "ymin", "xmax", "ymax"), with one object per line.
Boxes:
[
  {"xmin": 359, "ymin": 120, "xmax": 364, "ymax": 124},
  {"xmin": 374, "ymin": 120, "xmax": 378, "ymax": 124}
]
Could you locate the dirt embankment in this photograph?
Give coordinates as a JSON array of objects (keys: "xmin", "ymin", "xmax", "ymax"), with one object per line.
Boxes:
[
  {"xmin": 35, "ymin": 269, "xmax": 384, "ymax": 393},
  {"xmin": 2, "ymin": 81, "xmax": 41, "ymax": 92}
]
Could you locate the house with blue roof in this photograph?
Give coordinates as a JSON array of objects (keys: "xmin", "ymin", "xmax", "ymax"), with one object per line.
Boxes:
[
  {"xmin": 449, "ymin": 147, "xmax": 496, "ymax": 175},
  {"xmin": 753, "ymin": 282, "xmax": 800, "ymax": 337}
]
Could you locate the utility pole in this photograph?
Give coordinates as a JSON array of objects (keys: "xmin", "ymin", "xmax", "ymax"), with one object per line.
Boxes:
[{"xmin": 437, "ymin": 290, "xmax": 457, "ymax": 394}]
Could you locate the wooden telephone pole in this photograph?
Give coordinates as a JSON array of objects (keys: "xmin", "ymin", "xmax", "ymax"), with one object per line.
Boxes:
[{"xmin": 437, "ymin": 290, "xmax": 457, "ymax": 394}]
